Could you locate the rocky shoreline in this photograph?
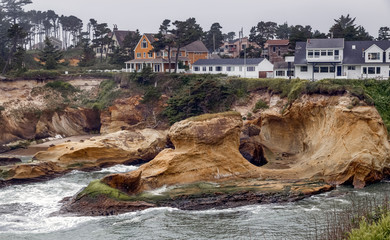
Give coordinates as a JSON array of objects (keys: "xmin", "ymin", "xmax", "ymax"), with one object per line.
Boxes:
[{"xmin": 61, "ymin": 179, "xmax": 334, "ymax": 216}]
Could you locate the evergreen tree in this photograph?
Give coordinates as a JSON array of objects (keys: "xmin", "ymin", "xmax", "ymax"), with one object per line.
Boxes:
[
  {"xmin": 171, "ymin": 18, "xmax": 203, "ymax": 73},
  {"xmin": 378, "ymin": 27, "xmax": 390, "ymax": 40},
  {"xmin": 152, "ymin": 19, "xmax": 175, "ymax": 72},
  {"xmin": 39, "ymin": 37, "xmax": 62, "ymax": 69},
  {"xmin": 204, "ymin": 23, "xmax": 223, "ymax": 52},
  {"xmin": 249, "ymin": 21, "xmax": 277, "ymax": 48},
  {"xmin": 329, "ymin": 14, "xmax": 372, "ymax": 40}
]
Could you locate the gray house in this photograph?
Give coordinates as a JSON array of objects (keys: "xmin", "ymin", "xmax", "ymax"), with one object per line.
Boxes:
[{"xmin": 294, "ymin": 38, "xmax": 390, "ymax": 80}]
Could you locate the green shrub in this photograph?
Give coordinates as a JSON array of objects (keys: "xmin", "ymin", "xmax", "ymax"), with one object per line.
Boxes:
[
  {"xmin": 44, "ymin": 80, "xmax": 78, "ymax": 97},
  {"xmin": 141, "ymin": 86, "xmax": 161, "ymax": 103},
  {"xmin": 84, "ymin": 79, "xmax": 122, "ymax": 110},
  {"xmin": 163, "ymin": 77, "xmax": 236, "ymax": 124},
  {"xmin": 348, "ymin": 214, "xmax": 390, "ymax": 240},
  {"xmin": 18, "ymin": 70, "xmax": 60, "ymax": 80},
  {"xmin": 252, "ymin": 99, "xmax": 269, "ymax": 112}
]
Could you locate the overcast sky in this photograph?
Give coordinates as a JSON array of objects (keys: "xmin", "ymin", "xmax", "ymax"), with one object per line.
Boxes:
[{"xmin": 25, "ymin": 0, "xmax": 390, "ymax": 38}]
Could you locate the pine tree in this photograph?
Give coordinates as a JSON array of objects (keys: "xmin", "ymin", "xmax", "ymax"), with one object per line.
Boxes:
[{"xmin": 39, "ymin": 37, "xmax": 62, "ymax": 69}]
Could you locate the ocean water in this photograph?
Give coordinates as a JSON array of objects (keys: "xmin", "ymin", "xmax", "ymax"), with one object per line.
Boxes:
[{"xmin": 0, "ymin": 164, "xmax": 388, "ymax": 240}]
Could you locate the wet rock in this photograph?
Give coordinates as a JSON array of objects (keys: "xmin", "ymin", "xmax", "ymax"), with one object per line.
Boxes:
[{"xmin": 0, "ymin": 157, "xmax": 22, "ymax": 166}]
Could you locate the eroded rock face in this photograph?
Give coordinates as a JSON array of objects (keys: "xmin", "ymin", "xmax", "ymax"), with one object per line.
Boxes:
[
  {"xmin": 0, "ymin": 129, "xmax": 167, "ymax": 185},
  {"xmin": 102, "ymin": 112, "xmax": 260, "ymax": 194},
  {"xmin": 0, "ymin": 107, "xmax": 101, "ymax": 145},
  {"xmin": 257, "ymin": 95, "xmax": 390, "ymax": 188},
  {"xmin": 33, "ymin": 129, "xmax": 167, "ymax": 168},
  {"xmin": 100, "ymin": 95, "xmax": 168, "ymax": 134}
]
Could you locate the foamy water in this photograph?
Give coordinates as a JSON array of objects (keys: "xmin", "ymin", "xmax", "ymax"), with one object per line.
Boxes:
[{"xmin": 0, "ymin": 164, "xmax": 388, "ymax": 240}]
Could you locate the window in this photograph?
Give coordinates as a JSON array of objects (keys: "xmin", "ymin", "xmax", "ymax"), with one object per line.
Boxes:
[
  {"xmin": 368, "ymin": 67, "xmax": 375, "ymax": 74},
  {"xmin": 320, "ymin": 67, "xmax": 329, "ymax": 73},
  {"xmin": 314, "ymin": 50, "xmax": 320, "ymax": 58},
  {"xmin": 227, "ymin": 66, "xmax": 234, "ymax": 71},
  {"xmin": 363, "ymin": 67, "xmax": 367, "ymax": 74},
  {"xmin": 377, "ymin": 67, "xmax": 381, "ymax": 74},
  {"xmin": 143, "ymin": 53, "xmax": 146, "ymax": 58},
  {"xmin": 157, "ymin": 52, "xmax": 161, "ymax": 57},
  {"xmin": 278, "ymin": 51, "xmax": 281, "ymax": 56},
  {"xmin": 209, "ymin": 66, "xmax": 213, "ymax": 71},
  {"xmin": 164, "ymin": 51, "xmax": 168, "ymax": 57},
  {"xmin": 179, "ymin": 52, "xmax": 182, "ymax": 57},
  {"xmin": 273, "ymin": 46, "xmax": 276, "ymax": 52},
  {"xmin": 368, "ymin": 53, "xmax": 380, "ymax": 60},
  {"xmin": 314, "ymin": 67, "xmax": 319, "ymax": 73},
  {"xmin": 352, "ymin": 45, "xmax": 356, "ymax": 50},
  {"xmin": 287, "ymin": 70, "xmax": 295, "ymax": 76},
  {"xmin": 328, "ymin": 50, "xmax": 333, "ymax": 56},
  {"xmin": 136, "ymin": 53, "xmax": 141, "ymax": 58},
  {"xmin": 321, "ymin": 50, "xmax": 327, "ymax": 56},
  {"xmin": 388, "ymin": 52, "xmax": 390, "ymax": 60},
  {"xmin": 308, "ymin": 50, "xmax": 313, "ymax": 58},
  {"xmin": 247, "ymin": 66, "xmax": 255, "ymax": 71},
  {"xmin": 348, "ymin": 66, "xmax": 356, "ymax": 70},
  {"xmin": 216, "ymin": 66, "xmax": 222, "ymax": 71},
  {"xmin": 148, "ymin": 52, "xmax": 153, "ymax": 58},
  {"xmin": 335, "ymin": 50, "xmax": 339, "ymax": 56},
  {"xmin": 202, "ymin": 67, "xmax": 206, "ymax": 71},
  {"xmin": 131, "ymin": 63, "xmax": 134, "ymax": 69},
  {"xmin": 194, "ymin": 67, "xmax": 200, "ymax": 72},
  {"xmin": 142, "ymin": 39, "xmax": 148, "ymax": 48},
  {"xmin": 300, "ymin": 66, "xmax": 308, "ymax": 72},
  {"xmin": 330, "ymin": 67, "xmax": 335, "ymax": 73},
  {"xmin": 276, "ymin": 70, "xmax": 285, "ymax": 76}
]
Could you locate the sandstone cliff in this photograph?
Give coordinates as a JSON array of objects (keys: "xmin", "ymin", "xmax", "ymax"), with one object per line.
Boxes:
[
  {"xmin": 101, "ymin": 94, "xmax": 390, "ymax": 195},
  {"xmin": 0, "ymin": 79, "xmax": 102, "ymax": 147},
  {"xmin": 255, "ymin": 94, "xmax": 390, "ymax": 188},
  {"xmin": 0, "ymin": 129, "xmax": 167, "ymax": 184}
]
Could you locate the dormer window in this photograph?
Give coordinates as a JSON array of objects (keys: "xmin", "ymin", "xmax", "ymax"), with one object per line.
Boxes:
[
  {"xmin": 368, "ymin": 52, "xmax": 380, "ymax": 60},
  {"xmin": 142, "ymin": 39, "xmax": 148, "ymax": 48}
]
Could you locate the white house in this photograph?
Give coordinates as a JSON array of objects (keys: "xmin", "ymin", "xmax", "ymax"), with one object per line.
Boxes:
[
  {"xmin": 192, "ymin": 58, "xmax": 274, "ymax": 78},
  {"xmin": 294, "ymin": 38, "xmax": 390, "ymax": 80}
]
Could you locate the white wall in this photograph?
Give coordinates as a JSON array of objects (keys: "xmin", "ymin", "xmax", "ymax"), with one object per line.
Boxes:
[
  {"xmin": 192, "ymin": 60, "xmax": 274, "ymax": 78},
  {"xmin": 295, "ymin": 65, "xmax": 339, "ymax": 80}
]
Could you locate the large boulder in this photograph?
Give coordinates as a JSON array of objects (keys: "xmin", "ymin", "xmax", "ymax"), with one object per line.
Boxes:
[
  {"xmin": 33, "ymin": 129, "xmax": 167, "ymax": 169},
  {"xmin": 102, "ymin": 112, "xmax": 260, "ymax": 194}
]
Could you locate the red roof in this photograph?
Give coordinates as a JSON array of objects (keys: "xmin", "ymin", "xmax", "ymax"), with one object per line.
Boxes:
[{"xmin": 266, "ymin": 40, "xmax": 289, "ymax": 46}]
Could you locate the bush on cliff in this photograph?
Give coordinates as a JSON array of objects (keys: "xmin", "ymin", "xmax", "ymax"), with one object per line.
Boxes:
[
  {"xmin": 162, "ymin": 76, "xmax": 237, "ymax": 124},
  {"xmin": 17, "ymin": 70, "xmax": 60, "ymax": 80},
  {"xmin": 84, "ymin": 79, "xmax": 122, "ymax": 110},
  {"xmin": 45, "ymin": 81, "xmax": 78, "ymax": 98}
]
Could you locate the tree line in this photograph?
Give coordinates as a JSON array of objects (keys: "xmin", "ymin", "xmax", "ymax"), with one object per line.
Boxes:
[{"xmin": 1, "ymin": 0, "xmax": 390, "ymax": 75}]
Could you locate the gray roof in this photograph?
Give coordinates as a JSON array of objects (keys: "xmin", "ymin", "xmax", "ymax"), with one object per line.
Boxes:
[
  {"xmin": 344, "ymin": 41, "xmax": 390, "ymax": 64},
  {"xmin": 144, "ymin": 33, "xmax": 156, "ymax": 44},
  {"xmin": 306, "ymin": 38, "xmax": 344, "ymax": 49},
  {"xmin": 193, "ymin": 58, "xmax": 265, "ymax": 66},
  {"xmin": 294, "ymin": 40, "xmax": 390, "ymax": 65},
  {"xmin": 183, "ymin": 40, "xmax": 208, "ymax": 52}
]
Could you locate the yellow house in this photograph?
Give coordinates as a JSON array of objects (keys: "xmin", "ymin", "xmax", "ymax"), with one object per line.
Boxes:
[{"xmin": 125, "ymin": 33, "xmax": 209, "ymax": 72}]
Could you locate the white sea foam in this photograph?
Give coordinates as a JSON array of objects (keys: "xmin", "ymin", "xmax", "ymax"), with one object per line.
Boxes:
[{"xmin": 97, "ymin": 164, "xmax": 139, "ymax": 174}]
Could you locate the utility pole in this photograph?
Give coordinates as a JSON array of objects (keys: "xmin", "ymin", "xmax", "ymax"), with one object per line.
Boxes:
[{"xmin": 213, "ymin": 33, "xmax": 215, "ymax": 53}]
